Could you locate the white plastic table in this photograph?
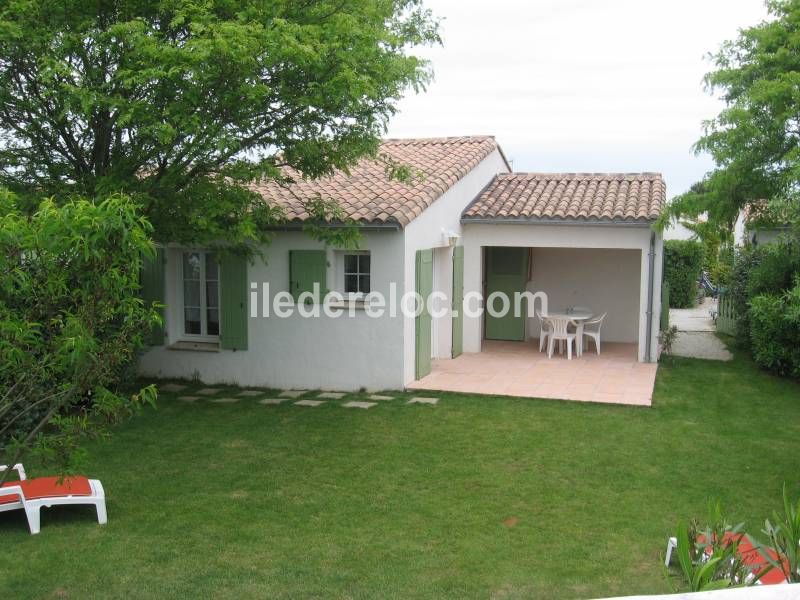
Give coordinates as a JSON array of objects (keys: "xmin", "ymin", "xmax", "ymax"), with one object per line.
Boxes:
[{"xmin": 544, "ymin": 310, "xmax": 594, "ymax": 356}]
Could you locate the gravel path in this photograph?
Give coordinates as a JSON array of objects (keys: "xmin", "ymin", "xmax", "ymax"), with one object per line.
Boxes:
[
  {"xmin": 669, "ymin": 297, "xmax": 716, "ymax": 332},
  {"xmin": 671, "ymin": 331, "xmax": 733, "ymax": 361},
  {"xmin": 669, "ymin": 297, "xmax": 732, "ymax": 361}
]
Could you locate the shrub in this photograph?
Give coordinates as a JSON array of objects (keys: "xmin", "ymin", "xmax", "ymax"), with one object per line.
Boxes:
[
  {"xmin": 664, "ymin": 240, "xmax": 704, "ymax": 308},
  {"xmin": 0, "ymin": 192, "xmax": 159, "ymax": 477},
  {"xmin": 747, "ymin": 239, "xmax": 799, "ymax": 298},
  {"xmin": 730, "ymin": 239, "xmax": 800, "ymax": 349},
  {"xmin": 711, "ymin": 244, "xmax": 734, "ymax": 288},
  {"xmin": 658, "ymin": 325, "xmax": 679, "ymax": 358},
  {"xmin": 730, "ymin": 244, "xmax": 760, "ymax": 345},
  {"xmin": 749, "ymin": 278, "xmax": 800, "ymax": 378}
]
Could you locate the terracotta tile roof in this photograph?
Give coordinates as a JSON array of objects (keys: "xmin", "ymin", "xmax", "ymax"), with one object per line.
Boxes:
[
  {"xmin": 462, "ymin": 172, "xmax": 666, "ymax": 223},
  {"xmin": 251, "ymin": 136, "xmax": 501, "ymax": 228}
]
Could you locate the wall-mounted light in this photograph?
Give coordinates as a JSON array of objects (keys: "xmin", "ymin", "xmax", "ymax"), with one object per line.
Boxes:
[{"xmin": 442, "ymin": 228, "xmax": 460, "ymax": 247}]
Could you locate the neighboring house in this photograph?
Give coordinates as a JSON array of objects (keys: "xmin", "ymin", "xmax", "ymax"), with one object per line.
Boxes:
[
  {"xmin": 734, "ymin": 208, "xmax": 792, "ymax": 247},
  {"xmin": 663, "ymin": 221, "xmax": 697, "ymax": 241},
  {"xmin": 138, "ymin": 136, "xmax": 665, "ymax": 391}
]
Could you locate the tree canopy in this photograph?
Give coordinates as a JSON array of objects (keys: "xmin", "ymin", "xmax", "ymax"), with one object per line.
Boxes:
[
  {"xmin": 660, "ymin": 0, "xmax": 800, "ymax": 232},
  {"xmin": 0, "ymin": 0, "xmax": 439, "ymax": 248}
]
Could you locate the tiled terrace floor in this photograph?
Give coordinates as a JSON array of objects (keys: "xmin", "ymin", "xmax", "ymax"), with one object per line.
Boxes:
[{"xmin": 407, "ymin": 340, "xmax": 657, "ymax": 406}]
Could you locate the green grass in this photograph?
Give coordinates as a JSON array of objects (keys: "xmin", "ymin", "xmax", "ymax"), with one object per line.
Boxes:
[{"xmin": 2, "ymin": 351, "xmax": 799, "ymax": 599}]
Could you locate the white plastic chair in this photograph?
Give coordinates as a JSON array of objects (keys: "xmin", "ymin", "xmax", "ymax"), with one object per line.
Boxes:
[
  {"xmin": 547, "ymin": 317, "xmax": 577, "ymax": 360},
  {"xmin": 0, "ymin": 463, "xmax": 107, "ymax": 534},
  {"xmin": 536, "ymin": 309, "xmax": 552, "ymax": 352},
  {"xmin": 581, "ymin": 312, "xmax": 607, "ymax": 355}
]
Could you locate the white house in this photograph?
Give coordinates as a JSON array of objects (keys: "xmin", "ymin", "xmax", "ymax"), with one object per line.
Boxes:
[
  {"xmin": 139, "ymin": 136, "xmax": 665, "ymax": 392},
  {"xmin": 734, "ymin": 207, "xmax": 792, "ymax": 247}
]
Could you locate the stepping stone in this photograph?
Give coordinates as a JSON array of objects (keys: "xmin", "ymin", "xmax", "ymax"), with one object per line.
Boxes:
[
  {"xmin": 209, "ymin": 397, "xmax": 239, "ymax": 404},
  {"xmin": 178, "ymin": 395, "xmax": 200, "ymax": 402},
  {"xmin": 294, "ymin": 400, "xmax": 325, "ymax": 407},
  {"xmin": 368, "ymin": 394, "xmax": 394, "ymax": 401},
  {"xmin": 160, "ymin": 383, "xmax": 187, "ymax": 393},
  {"xmin": 280, "ymin": 390, "xmax": 308, "ymax": 398},
  {"xmin": 238, "ymin": 390, "xmax": 263, "ymax": 397},
  {"xmin": 317, "ymin": 392, "xmax": 345, "ymax": 399},
  {"xmin": 196, "ymin": 388, "xmax": 222, "ymax": 396},
  {"xmin": 407, "ymin": 397, "xmax": 439, "ymax": 405},
  {"xmin": 258, "ymin": 398, "xmax": 288, "ymax": 405},
  {"xmin": 342, "ymin": 401, "xmax": 377, "ymax": 409}
]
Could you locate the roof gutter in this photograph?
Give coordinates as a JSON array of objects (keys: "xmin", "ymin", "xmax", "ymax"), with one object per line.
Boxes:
[
  {"xmin": 645, "ymin": 230, "xmax": 656, "ymax": 363},
  {"xmin": 263, "ymin": 222, "xmax": 402, "ymax": 232},
  {"xmin": 460, "ymin": 217, "xmax": 655, "ymax": 228}
]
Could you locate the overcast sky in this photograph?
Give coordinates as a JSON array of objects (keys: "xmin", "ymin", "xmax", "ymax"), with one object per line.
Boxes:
[{"xmin": 387, "ymin": 0, "xmax": 770, "ymax": 198}]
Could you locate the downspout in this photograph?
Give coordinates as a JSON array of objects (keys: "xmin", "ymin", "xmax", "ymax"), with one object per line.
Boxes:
[{"xmin": 645, "ymin": 231, "xmax": 656, "ymax": 362}]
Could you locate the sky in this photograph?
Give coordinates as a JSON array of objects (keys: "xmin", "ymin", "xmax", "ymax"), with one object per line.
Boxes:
[{"xmin": 386, "ymin": 0, "xmax": 771, "ymax": 198}]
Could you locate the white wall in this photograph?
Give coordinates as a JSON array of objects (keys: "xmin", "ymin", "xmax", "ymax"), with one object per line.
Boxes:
[
  {"xmin": 401, "ymin": 148, "xmax": 510, "ymax": 384},
  {"xmin": 461, "ymin": 223, "xmax": 662, "ymax": 362},
  {"xmin": 139, "ymin": 229, "xmax": 407, "ymax": 391},
  {"xmin": 527, "ymin": 248, "xmax": 641, "ymax": 343},
  {"xmin": 664, "ymin": 221, "xmax": 696, "ymax": 241},
  {"xmin": 139, "ymin": 147, "xmax": 510, "ymax": 390}
]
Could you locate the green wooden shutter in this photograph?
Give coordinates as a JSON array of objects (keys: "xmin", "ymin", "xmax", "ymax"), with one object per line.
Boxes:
[
  {"xmin": 220, "ymin": 254, "xmax": 248, "ymax": 351},
  {"xmin": 451, "ymin": 245, "xmax": 464, "ymax": 358},
  {"xmin": 141, "ymin": 246, "xmax": 166, "ymax": 346},
  {"xmin": 415, "ymin": 249, "xmax": 433, "ymax": 379},
  {"xmin": 289, "ymin": 250, "xmax": 327, "ymax": 302}
]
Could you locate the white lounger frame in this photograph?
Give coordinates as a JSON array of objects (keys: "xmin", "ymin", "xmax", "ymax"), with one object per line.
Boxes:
[{"xmin": 0, "ymin": 464, "xmax": 107, "ymax": 534}]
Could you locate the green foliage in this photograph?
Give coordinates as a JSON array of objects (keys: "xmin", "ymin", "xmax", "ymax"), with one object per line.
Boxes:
[
  {"xmin": 660, "ymin": 282, "xmax": 670, "ymax": 331},
  {"xmin": 711, "ymin": 244, "xmax": 734, "ymax": 289},
  {"xmin": 754, "ymin": 484, "xmax": 800, "ymax": 583},
  {"xmin": 674, "ymin": 501, "xmax": 756, "ymax": 592},
  {"xmin": 730, "ymin": 240, "xmax": 799, "ymax": 360},
  {"xmin": 0, "ymin": 0, "xmax": 440, "ymax": 250},
  {"xmin": 0, "ymin": 191, "xmax": 159, "ymax": 477},
  {"xmin": 747, "ymin": 239, "xmax": 800, "ymax": 298},
  {"xmin": 664, "ymin": 240, "xmax": 704, "ymax": 308},
  {"xmin": 749, "ymin": 277, "xmax": 800, "ymax": 377},
  {"xmin": 730, "ymin": 244, "xmax": 761, "ymax": 344},
  {"xmin": 658, "ymin": 325, "xmax": 678, "ymax": 358},
  {"xmin": 658, "ymin": 1, "xmax": 800, "ymax": 234}
]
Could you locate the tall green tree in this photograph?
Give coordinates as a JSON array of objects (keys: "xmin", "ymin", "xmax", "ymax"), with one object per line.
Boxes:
[
  {"xmin": 0, "ymin": 0, "xmax": 439, "ymax": 248},
  {"xmin": 660, "ymin": 0, "xmax": 800, "ymax": 231}
]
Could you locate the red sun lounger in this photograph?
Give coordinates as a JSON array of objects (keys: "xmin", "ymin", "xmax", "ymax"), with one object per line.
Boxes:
[{"xmin": 0, "ymin": 464, "xmax": 107, "ymax": 535}]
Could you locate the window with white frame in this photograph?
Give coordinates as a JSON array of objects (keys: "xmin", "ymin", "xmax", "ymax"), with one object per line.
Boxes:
[
  {"xmin": 182, "ymin": 251, "xmax": 220, "ymax": 337},
  {"xmin": 343, "ymin": 252, "xmax": 370, "ymax": 296}
]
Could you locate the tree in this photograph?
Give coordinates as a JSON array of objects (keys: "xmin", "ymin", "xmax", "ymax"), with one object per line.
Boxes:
[
  {"xmin": 0, "ymin": 0, "xmax": 439, "ymax": 249},
  {"xmin": 659, "ymin": 0, "xmax": 800, "ymax": 231},
  {"xmin": 0, "ymin": 191, "xmax": 158, "ymax": 482}
]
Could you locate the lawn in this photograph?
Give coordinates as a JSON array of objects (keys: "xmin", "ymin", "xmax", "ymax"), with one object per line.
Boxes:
[{"xmin": 2, "ymin": 351, "xmax": 799, "ymax": 599}]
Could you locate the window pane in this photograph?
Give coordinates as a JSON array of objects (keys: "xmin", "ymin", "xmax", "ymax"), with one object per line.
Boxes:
[
  {"xmin": 206, "ymin": 281, "xmax": 219, "ymax": 309},
  {"xmin": 205, "ymin": 253, "xmax": 219, "ymax": 280},
  {"xmin": 183, "ymin": 252, "xmax": 201, "ymax": 280},
  {"xmin": 359, "ymin": 275, "xmax": 370, "ymax": 294},
  {"xmin": 344, "ymin": 254, "xmax": 358, "ymax": 274},
  {"xmin": 345, "ymin": 274, "xmax": 358, "ymax": 293},
  {"xmin": 207, "ymin": 309, "xmax": 219, "ymax": 335},
  {"xmin": 184, "ymin": 307, "xmax": 201, "ymax": 334},
  {"xmin": 183, "ymin": 279, "xmax": 201, "ymax": 307},
  {"xmin": 359, "ymin": 254, "xmax": 370, "ymax": 273}
]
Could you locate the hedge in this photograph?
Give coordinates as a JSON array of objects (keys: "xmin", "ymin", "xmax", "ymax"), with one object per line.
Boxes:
[
  {"xmin": 663, "ymin": 240, "xmax": 704, "ymax": 308},
  {"xmin": 749, "ymin": 279, "xmax": 800, "ymax": 378},
  {"xmin": 660, "ymin": 281, "xmax": 670, "ymax": 330},
  {"xmin": 731, "ymin": 240, "xmax": 800, "ymax": 349}
]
